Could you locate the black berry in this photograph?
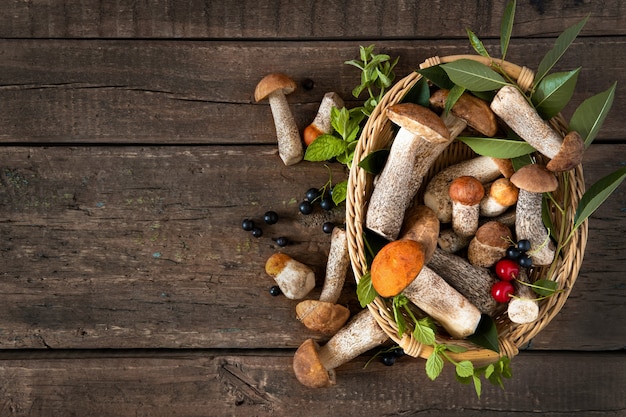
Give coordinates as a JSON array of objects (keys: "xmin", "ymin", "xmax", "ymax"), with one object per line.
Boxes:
[
  {"xmin": 275, "ymin": 237, "xmax": 289, "ymax": 247},
  {"xmin": 305, "ymin": 187, "xmax": 320, "ymax": 202},
  {"xmin": 322, "ymin": 222, "xmax": 335, "ymax": 234},
  {"xmin": 269, "ymin": 285, "xmax": 281, "ymax": 296},
  {"xmin": 393, "ymin": 347, "xmax": 405, "ymax": 357},
  {"xmin": 506, "ymin": 245, "xmax": 521, "ymax": 260},
  {"xmin": 251, "ymin": 227, "xmax": 263, "ymax": 238},
  {"xmin": 518, "ymin": 253, "xmax": 533, "ymax": 268},
  {"xmin": 302, "ymin": 78, "xmax": 315, "ymax": 91},
  {"xmin": 517, "ymin": 239, "xmax": 531, "ymax": 252},
  {"xmin": 320, "ymin": 197, "xmax": 333, "ymax": 211},
  {"xmin": 299, "ymin": 200, "xmax": 313, "ymax": 215},
  {"xmin": 263, "ymin": 211, "xmax": 279, "ymax": 225},
  {"xmin": 242, "ymin": 219, "xmax": 255, "ymax": 231},
  {"xmin": 380, "ymin": 353, "xmax": 396, "ymax": 366}
]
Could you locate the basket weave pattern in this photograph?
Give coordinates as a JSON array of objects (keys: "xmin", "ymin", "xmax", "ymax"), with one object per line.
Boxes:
[{"xmin": 346, "ymin": 55, "xmax": 588, "ymax": 364}]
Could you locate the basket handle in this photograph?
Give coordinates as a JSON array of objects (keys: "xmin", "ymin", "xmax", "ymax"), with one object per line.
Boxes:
[{"xmin": 420, "ymin": 55, "xmax": 535, "ymax": 93}]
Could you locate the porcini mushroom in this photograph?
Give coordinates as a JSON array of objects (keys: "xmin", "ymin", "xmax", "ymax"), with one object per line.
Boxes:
[
  {"xmin": 293, "ymin": 309, "xmax": 388, "ymax": 388},
  {"xmin": 480, "ymin": 178, "xmax": 519, "ymax": 217},
  {"xmin": 509, "ymin": 164, "xmax": 558, "ymax": 266},
  {"xmin": 467, "ymin": 221, "xmax": 514, "ymax": 268},
  {"xmin": 265, "ymin": 253, "xmax": 315, "ymax": 300},
  {"xmin": 303, "ymin": 92, "xmax": 345, "ymax": 146},
  {"xmin": 296, "ymin": 227, "xmax": 351, "ymax": 335},
  {"xmin": 490, "ymin": 85, "xmax": 584, "ymax": 172},
  {"xmin": 507, "ymin": 268, "xmax": 540, "ymax": 324},
  {"xmin": 448, "ymin": 176, "xmax": 485, "ymax": 238},
  {"xmin": 424, "ymin": 156, "xmax": 514, "ymax": 223},
  {"xmin": 255, "ymin": 73, "xmax": 303, "ymax": 166},
  {"xmin": 366, "ymin": 103, "xmax": 451, "ymax": 241},
  {"xmin": 429, "ymin": 88, "xmax": 499, "ymax": 137},
  {"xmin": 428, "ymin": 249, "xmax": 498, "ymax": 315}
]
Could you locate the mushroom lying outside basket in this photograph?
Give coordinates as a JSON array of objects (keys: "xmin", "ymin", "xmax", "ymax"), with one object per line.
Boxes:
[{"xmin": 345, "ymin": 54, "xmax": 587, "ymax": 365}]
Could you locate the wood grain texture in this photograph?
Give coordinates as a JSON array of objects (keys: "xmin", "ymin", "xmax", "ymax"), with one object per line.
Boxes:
[
  {"xmin": 0, "ymin": 350, "xmax": 623, "ymax": 416},
  {"xmin": 1, "ymin": 145, "xmax": 623, "ymax": 350},
  {"xmin": 1, "ymin": 0, "xmax": 624, "ymax": 39},
  {"xmin": 0, "ymin": 38, "xmax": 623, "ymax": 144}
]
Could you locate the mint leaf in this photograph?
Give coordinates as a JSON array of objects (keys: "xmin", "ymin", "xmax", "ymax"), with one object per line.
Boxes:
[
  {"xmin": 331, "ymin": 180, "xmax": 347, "ymax": 205},
  {"xmin": 304, "ymin": 134, "xmax": 348, "ymax": 162},
  {"xmin": 455, "ymin": 360, "xmax": 475, "ymax": 378},
  {"xmin": 425, "ymin": 351, "xmax": 445, "ymax": 380},
  {"xmin": 441, "ymin": 59, "xmax": 508, "ymax": 92},
  {"xmin": 356, "ymin": 272, "xmax": 377, "ymax": 307},
  {"xmin": 413, "ymin": 319, "xmax": 436, "ymax": 345}
]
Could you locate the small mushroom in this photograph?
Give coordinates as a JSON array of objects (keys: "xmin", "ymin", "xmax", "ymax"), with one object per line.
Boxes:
[
  {"xmin": 490, "ymin": 85, "xmax": 584, "ymax": 172},
  {"xmin": 423, "ymin": 156, "xmax": 514, "ymax": 223},
  {"xmin": 293, "ymin": 309, "xmax": 388, "ymax": 388},
  {"xmin": 448, "ymin": 176, "xmax": 485, "ymax": 238},
  {"xmin": 366, "ymin": 103, "xmax": 451, "ymax": 241},
  {"xmin": 480, "ymin": 178, "xmax": 519, "ymax": 217},
  {"xmin": 509, "ymin": 164, "xmax": 558, "ymax": 266},
  {"xmin": 255, "ymin": 73, "xmax": 303, "ymax": 166},
  {"xmin": 508, "ymin": 268, "xmax": 540, "ymax": 324},
  {"xmin": 429, "ymin": 88, "xmax": 498, "ymax": 137},
  {"xmin": 303, "ymin": 92, "xmax": 345, "ymax": 146},
  {"xmin": 265, "ymin": 253, "xmax": 315, "ymax": 300},
  {"xmin": 467, "ymin": 221, "xmax": 513, "ymax": 268},
  {"xmin": 296, "ymin": 227, "xmax": 351, "ymax": 335}
]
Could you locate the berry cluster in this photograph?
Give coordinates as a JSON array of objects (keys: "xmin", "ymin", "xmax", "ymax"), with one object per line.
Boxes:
[
  {"xmin": 241, "ymin": 211, "xmax": 290, "ymax": 247},
  {"xmin": 490, "ymin": 239, "xmax": 533, "ymax": 303},
  {"xmin": 379, "ymin": 347, "xmax": 405, "ymax": 366},
  {"xmin": 299, "ymin": 187, "xmax": 335, "ymax": 215}
]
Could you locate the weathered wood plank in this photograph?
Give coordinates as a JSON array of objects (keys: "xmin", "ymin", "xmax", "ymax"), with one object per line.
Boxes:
[
  {"xmin": 1, "ymin": 0, "xmax": 624, "ymax": 39},
  {"xmin": 0, "ymin": 38, "xmax": 624, "ymax": 144},
  {"xmin": 0, "ymin": 350, "xmax": 623, "ymax": 416},
  {"xmin": 0, "ymin": 144, "xmax": 623, "ymax": 350}
]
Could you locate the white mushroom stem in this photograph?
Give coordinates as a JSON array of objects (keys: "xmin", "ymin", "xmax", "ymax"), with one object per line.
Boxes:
[
  {"xmin": 267, "ymin": 90, "xmax": 303, "ymax": 166},
  {"xmin": 316, "ymin": 309, "xmax": 389, "ymax": 372},
  {"xmin": 508, "ymin": 269, "xmax": 540, "ymax": 324},
  {"xmin": 424, "ymin": 156, "xmax": 511, "ymax": 223},
  {"xmin": 480, "ymin": 178, "xmax": 519, "ymax": 217},
  {"xmin": 403, "ymin": 267, "xmax": 482, "ymax": 339},
  {"xmin": 304, "ymin": 92, "xmax": 345, "ymax": 145},
  {"xmin": 319, "ymin": 227, "xmax": 350, "ymax": 303},
  {"xmin": 265, "ymin": 253, "xmax": 315, "ymax": 300},
  {"xmin": 490, "ymin": 85, "xmax": 562, "ymax": 160},
  {"xmin": 428, "ymin": 249, "xmax": 498, "ymax": 315},
  {"xmin": 515, "ymin": 189, "xmax": 556, "ymax": 266}
]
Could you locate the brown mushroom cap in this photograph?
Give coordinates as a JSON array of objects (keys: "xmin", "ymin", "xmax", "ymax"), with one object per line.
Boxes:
[
  {"xmin": 546, "ymin": 130, "xmax": 585, "ymax": 172},
  {"xmin": 264, "ymin": 252, "xmax": 291, "ymax": 277},
  {"xmin": 448, "ymin": 176, "xmax": 485, "ymax": 205},
  {"xmin": 254, "ymin": 73, "xmax": 297, "ymax": 102},
  {"xmin": 474, "ymin": 221, "xmax": 513, "ymax": 249},
  {"xmin": 510, "ymin": 164, "xmax": 558, "ymax": 193},
  {"xmin": 295, "ymin": 300, "xmax": 350, "ymax": 336},
  {"xmin": 489, "ymin": 178, "xmax": 519, "ymax": 206},
  {"xmin": 386, "ymin": 103, "xmax": 450, "ymax": 144},
  {"xmin": 429, "ymin": 89, "xmax": 499, "ymax": 137},
  {"xmin": 293, "ymin": 338, "xmax": 334, "ymax": 388}
]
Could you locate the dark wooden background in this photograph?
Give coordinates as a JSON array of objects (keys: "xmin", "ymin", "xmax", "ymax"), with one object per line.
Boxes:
[{"xmin": 0, "ymin": 1, "xmax": 624, "ymax": 416}]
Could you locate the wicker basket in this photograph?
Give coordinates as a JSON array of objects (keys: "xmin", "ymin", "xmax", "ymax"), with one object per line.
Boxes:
[{"xmin": 345, "ymin": 55, "xmax": 588, "ymax": 365}]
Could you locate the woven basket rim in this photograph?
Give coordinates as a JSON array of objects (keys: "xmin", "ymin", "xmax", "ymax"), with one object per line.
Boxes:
[{"xmin": 345, "ymin": 55, "xmax": 589, "ymax": 364}]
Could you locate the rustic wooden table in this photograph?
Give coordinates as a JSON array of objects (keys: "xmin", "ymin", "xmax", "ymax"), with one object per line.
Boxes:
[{"xmin": 0, "ymin": 1, "xmax": 624, "ymax": 416}]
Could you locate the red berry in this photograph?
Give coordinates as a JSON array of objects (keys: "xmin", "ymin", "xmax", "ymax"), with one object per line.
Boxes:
[
  {"xmin": 491, "ymin": 281, "xmax": 515, "ymax": 303},
  {"xmin": 495, "ymin": 258, "xmax": 519, "ymax": 281}
]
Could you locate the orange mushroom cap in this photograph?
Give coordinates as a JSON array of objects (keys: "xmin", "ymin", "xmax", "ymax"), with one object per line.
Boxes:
[{"xmin": 370, "ymin": 239, "xmax": 425, "ymax": 298}]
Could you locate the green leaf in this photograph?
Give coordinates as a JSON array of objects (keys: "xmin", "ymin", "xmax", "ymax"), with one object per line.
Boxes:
[
  {"xmin": 542, "ymin": 193, "xmax": 557, "ymax": 240},
  {"xmin": 413, "ymin": 319, "xmax": 436, "ymax": 345},
  {"xmin": 444, "ymin": 84, "xmax": 466, "ymax": 116},
  {"xmin": 401, "ymin": 77, "xmax": 431, "ymax": 107},
  {"xmin": 532, "ymin": 68, "xmax": 580, "ymax": 119},
  {"xmin": 467, "ymin": 28, "xmax": 490, "ymax": 58},
  {"xmin": 573, "ymin": 166, "xmax": 626, "ymax": 231},
  {"xmin": 457, "ymin": 137, "xmax": 535, "ymax": 159},
  {"xmin": 304, "ymin": 134, "xmax": 348, "ymax": 162},
  {"xmin": 356, "ymin": 272, "xmax": 378, "ymax": 307},
  {"xmin": 443, "ymin": 344, "xmax": 468, "ymax": 354},
  {"xmin": 531, "ymin": 279, "xmax": 559, "ymax": 297},
  {"xmin": 441, "ymin": 59, "xmax": 508, "ymax": 92},
  {"xmin": 467, "ymin": 314, "xmax": 500, "ymax": 353},
  {"xmin": 416, "ymin": 65, "xmax": 455, "ymax": 90},
  {"xmin": 500, "ymin": 0, "xmax": 516, "ymax": 59},
  {"xmin": 455, "ymin": 360, "xmax": 475, "ymax": 378},
  {"xmin": 535, "ymin": 15, "xmax": 589, "ymax": 85},
  {"xmin": 332, "ymin": 180, "xmax": 347, "ymax": 205},
  {"xmin": 472, "ymin": 374, "xmax": 483, "ymax": 398},
  {"xmin": 511, "ymin": 154, "xmax": 534, "ymax": 171},
  {"xmin": 425, "ymin": 351, "xmax": 445, "ymax": 380},
  {"xmin": 358, "ymin": 149, "xmax": 389, "ymax": 175},
  {"xmin": 569, "ymin": 82, "xmax": 617, "ymax": 148}
]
